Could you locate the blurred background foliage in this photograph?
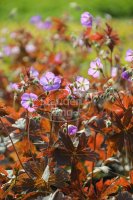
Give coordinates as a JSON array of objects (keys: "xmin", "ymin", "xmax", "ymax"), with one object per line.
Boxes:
[
  {"xmin": 0, "ymin": 0, "xmax": 132, "ymax": 50},
  {"xmin": 0, "ymin": 0, "xmax": 133, "ymax": 74},
  {"xmin": 0, "ymin": 0, "xmax": 133, "ymax": 22}
]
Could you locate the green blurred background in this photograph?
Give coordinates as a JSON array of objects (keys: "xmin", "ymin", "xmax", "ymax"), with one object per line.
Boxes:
[
  {"xmin": 0, "ymin": 0, "xmax": 133, "ymax": 22},
  {"xmin": 0, "ymin": 0, "xmax": 133, "ymax": 56},
  {"xmin": 0, "ymin": 0, "xmax": 132, "ymax": 50},
  {"xmin": 0, "ymin": 0, "xmax": 133, "ymax": 73}
]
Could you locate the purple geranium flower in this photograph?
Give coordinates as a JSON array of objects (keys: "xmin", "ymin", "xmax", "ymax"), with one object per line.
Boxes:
[
  {"xmin": 43, "ymin": 20, "xmax": 52, "ymax": 29},
  {"xmin": 88, "ymin": 58, "xmax": 103, "ymax": 78},
  {"xmin": 65, "ymin": 84, "xmax": 72, "ymax": 95},
  {"xmin": 21, "ymin": 93, "xmax": 38, "ymax": 112},
  {"xmin": 30, "ymin": 15, "xmax": 42, "ymax": 24},
  {"xmin": 125, "ymin": 49, "xmax": 133, "ymax": 62},
  {"xmin": 3, "ymin": 46, "xmax": 11, "ymax": 56},
  {"xmin": 76, "ymin": 76, "xmax": 90, "ymax": 91},
  {"xmin": 10, "ymin": 83, "xmax": 19, "ymax": 91},
  {"xmin": 11, "ymin": 46, "xmax": 20, "ymax": 55},
  {"xmin": 36, "ymin": 20, "xmax": 52, "ymax": 29},
  {"xmin": 68, "ymin": 125, "xmax": 77, "ymax": 135},
  {"xmin": 81, "ymin": 12, "xmax": 93, "ymax": 28},
  {"xmin": 40, "ymin": 72, "xmax": 61, "ymax": 91},
  {"xmin": 121, "ymin": 71, "xmax": 130, "ymax": 80},
  {"xmin": 25, "ymin": 43, "xmax": 36, "ymax": 53},
  {"xmin": 30, "ymin": 67, "xmax": 39, "ymax": 78},
  {"xmin": 73, "ymin": 76, "xmax": 90, "ymax": 97},
  {"xmin": 54, "ymin": 52, "xmax": 62, "ymax": 64}
]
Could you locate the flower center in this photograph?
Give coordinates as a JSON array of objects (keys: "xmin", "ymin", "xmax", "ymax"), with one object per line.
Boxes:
[
  {"xmin": 48, "ymin": 80, "xmax": 54, "ymax": 85},
  {"xmin": 29, "ymin": 99, "xmax": 33, "ymax": 107}
]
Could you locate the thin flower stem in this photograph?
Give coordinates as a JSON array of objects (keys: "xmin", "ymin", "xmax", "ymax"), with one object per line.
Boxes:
[
  {"xmin": 76, "ymin": 98, "xmax": 82, "ymax": 128},
  {"xmin": 0, "ymin": 118, "xmax": 32, "ymax": 179},
  {"xmin": 49, "ymin": 114, "xmax": 54, "ymax": 146},
  {"xmin": 26, "ymin": 111, "xmax": 37, "ymax": 166},
  {"xmin": 110, "ymin": 50, "xmax": 113, "ymax": 68}
]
